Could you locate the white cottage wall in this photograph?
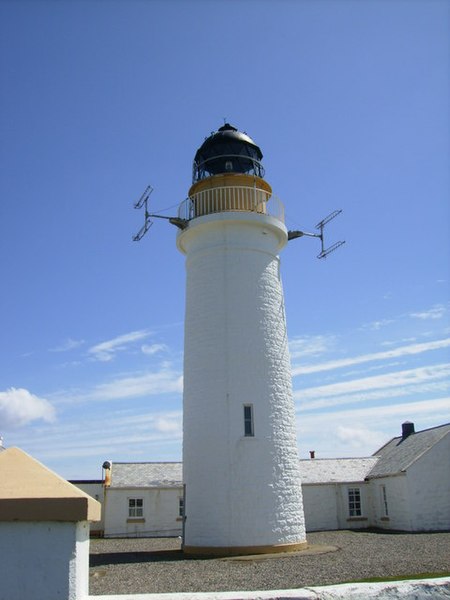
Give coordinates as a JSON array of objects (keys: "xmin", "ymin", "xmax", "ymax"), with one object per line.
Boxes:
[
  {"xmin": 72, "ymin": 482, "xmax": 105, "ymax": 534},
  {"xmin": 406, "ymin": 432, "xmax": 450, "ymax": 531},
  {"xmin": 336, "ymin": 483, "xmax": 372, "ymax": 529},
  {"xmin": 104, "ymin": 488, "xmax": 183, "ymax": 538},
  {"xmin": 369, "ymin": 475, "xmax": 411, "ymax": 531},
  {"xmin": 302, "ymin": 484, "xmax": 339, "ymax": 531}
]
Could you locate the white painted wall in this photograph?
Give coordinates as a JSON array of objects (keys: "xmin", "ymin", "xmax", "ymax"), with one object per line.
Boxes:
[
  {"xmin": 302, "ymin": 484, "xmax": 339, "ymax": 531},
  {"xmin": 369, "ymin": 475, "xmax": 411, "ymax": 531},
  {"xmin": 72, "ymin": 482, "xmax": 105, "ymax": 534},
  {"xmin": 179, "ymin": 212, "xmax": 305, "ymax": 550},
  {"xmin": 302, "ymin": 482, "xmax": 373, "ymax": 532},
  {"xmin": 407, "ymin": 432, "xmax": 450, "ymax": 531},
  {"xmin": 104, "ymin": 487, "xmax": 183, "ymax": 538},
  {"xmin": 0, "ymin": 521, "xmax": 89, "ymax": 600},
  {"xmin": 336, "ymin": 482, "xmax": 372, "ymax": 530}
]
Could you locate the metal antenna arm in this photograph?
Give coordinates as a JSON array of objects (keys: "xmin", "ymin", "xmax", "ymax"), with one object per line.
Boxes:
[
  {"xmin": 288, "ymin": 230, "xmax": 321, "ymax": 241},
  {"xmin": 132, "ymin": 184, "xmax": 188, "ymax": 241},
  {"xmin": 146, "ymin": 213, "xmax": 188, "ymax": 230},
  {"xmin": 287, "ymin": 209, "xmax": 345, "ymax": 259},
  {"xmin": 133, "ymin": 185, "xmax": 154, "ymax": 241},
  {"xmin": 317, "ymin": 240, "xmax": 345, "ymax": 259}
]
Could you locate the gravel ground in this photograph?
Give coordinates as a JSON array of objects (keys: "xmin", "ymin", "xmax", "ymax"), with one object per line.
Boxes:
[{"xmin": 89, "ymin": 530, "xmax": 450, "ymax": 595}]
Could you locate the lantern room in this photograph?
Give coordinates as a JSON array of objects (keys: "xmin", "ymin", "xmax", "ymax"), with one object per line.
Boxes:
[{"xmin": 192, "ymin": 123, "xmax": 265, "ymax": 183}]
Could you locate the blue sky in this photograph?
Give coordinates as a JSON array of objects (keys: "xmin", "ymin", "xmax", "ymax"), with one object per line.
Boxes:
[{"xmin": 1, "ymin": 0, "xmax": 448, "ymax": 479}]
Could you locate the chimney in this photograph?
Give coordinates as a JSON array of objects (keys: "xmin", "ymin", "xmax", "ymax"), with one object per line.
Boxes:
[
  {"xmin": 309, "ymin": 450, "xmax": 315, "ymax": 459},
  {"xmin": 401, "ymin": 421, "xmax": 415, "ymax": 441},
  {"xmin": 102, "ymin": 460, "xmax": 112, "ymax": 487}
]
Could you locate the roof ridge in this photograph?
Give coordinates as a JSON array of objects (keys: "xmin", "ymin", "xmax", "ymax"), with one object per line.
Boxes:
[{"xmin": 111, "ymin": 461, "xmax": 182, "ymax": 465}]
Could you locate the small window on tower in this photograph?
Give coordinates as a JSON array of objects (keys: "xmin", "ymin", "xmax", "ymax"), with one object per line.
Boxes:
[{"xmin": 243, "ymin": 404, "xmax": 254, "ymax": 437}]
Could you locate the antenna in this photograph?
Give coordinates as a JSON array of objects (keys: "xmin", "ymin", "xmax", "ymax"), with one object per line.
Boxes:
[
  {"xmin": 132, "ymin": 185, "xmax": 188, "ymax": 241},
  {"xmin": 132, "ymin": 185, "xmax": 154, "ymax": 241},
  {"xmin": 288, "ymin": 209, "xmax": 345, "ymax": 259}
]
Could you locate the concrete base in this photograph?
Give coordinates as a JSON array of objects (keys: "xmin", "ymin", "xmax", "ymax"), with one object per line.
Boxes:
[{"xmin": 183, "ymin": 540, "xmax": 308, "ymax": 557}]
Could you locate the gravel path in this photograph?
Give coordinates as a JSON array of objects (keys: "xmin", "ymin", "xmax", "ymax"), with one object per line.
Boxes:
[{"xmin": 89, "ymin": 530, "xmax": 450, "ymax": 596}]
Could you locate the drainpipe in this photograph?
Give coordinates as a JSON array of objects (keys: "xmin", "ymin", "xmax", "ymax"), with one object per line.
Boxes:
[{"xmin": 102, "ymin": 461, "xmax": 112, "ymax": 537}]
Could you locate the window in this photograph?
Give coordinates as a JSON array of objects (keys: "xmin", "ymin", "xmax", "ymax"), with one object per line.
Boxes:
[
  {"xmin": 380, "ymin": 485, "xmax": 389, "ymax": 517},
  {"xmin": 243, "ymin": 404, "xmax": 254, "ymax": 437},
  {"xmin": 128, "ymin": 497, "xmax": 143, "ymax": 518},
  {"xmin": 178, "ymin": 497, "xmax": 184, "ymax": 518},
  {"xmin": 348, "ymin": 487, "xmax": 362, "ymax": 517}
]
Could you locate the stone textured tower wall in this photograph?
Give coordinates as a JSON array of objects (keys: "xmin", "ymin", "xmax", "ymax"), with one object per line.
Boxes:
[{"xmin": 178, "ymin": 211, "xmax": 306, "ymax": 553}]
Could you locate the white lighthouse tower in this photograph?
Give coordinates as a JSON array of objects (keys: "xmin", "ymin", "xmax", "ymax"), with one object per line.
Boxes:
[{"xmin": 177, "ymin": 124, "xmax": 306, "ymax": 556}]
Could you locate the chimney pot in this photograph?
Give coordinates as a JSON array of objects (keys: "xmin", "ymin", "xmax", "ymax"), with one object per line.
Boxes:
[{"xmin": 401, "ymin": 421, "xmax": 415, "ymax": 441}]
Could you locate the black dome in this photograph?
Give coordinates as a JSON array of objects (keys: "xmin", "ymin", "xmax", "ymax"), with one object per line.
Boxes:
[{"xmin": 193, "ymin": 123, "xmax": 265, "ymax": 182}]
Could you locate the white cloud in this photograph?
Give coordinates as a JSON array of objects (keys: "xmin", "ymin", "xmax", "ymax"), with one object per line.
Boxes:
[
  {"xmin": 361, "ymin": 319, "xmax": 394, "ymax": 331},
  {"xmin": 141, "ymin": 343, "xmax": 167, "ymax": 356},
  {"xmin": 295, "ymin": 363, "xmax": 450, "ymax": 410},
  {"xmin": 409, "ymin": 304, "xmax": 446, "ymax": 320},
  {"xmin": 289, "ymin": 334, "xmax": 336, "ymax": 359},
  {"xmin": 54, "ymin": 366, "xmax": 183, "ymax": 404},
  {"xmin": 154, "ymin": 414, "xmax": 182, "ymax": 434},
  {"xmin": 81, "ymin": 368, "xmax": 183, "ymax": 402},
  {"xmin": 88, "ymin": 329, "xmax": 152, "ymax": 362},
  {"xmin": 0, "ymin": 388, "xmax": 56, "ymax": 428},
  {"xmin": 16, "ymin": 410, "xmax": 183, "ymax": 467},
  {"xmin": 49, "ymin": 338, "xmax": 85, "ymax": 352},
  {"xmin": 335, "ymin": 424, "xmax": 388, "ymax": 450},
  {"xmin": 296, "ymin": 397, "xmax": 450, "ymax": 457},
  {"xmin": 298, "ymin": 397, "xmax": 450, "ymax": 433},
  {"xmin": 292, "ymin": 337, "xmax": 450, "ymax": 376},
  {"xmin": 380, "ymin": 337, "xmax": 417, "ymax": 347}
]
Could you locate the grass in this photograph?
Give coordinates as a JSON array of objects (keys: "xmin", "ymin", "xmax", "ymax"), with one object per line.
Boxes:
[{"xmin": 344, "ymin": 572, "xmax": 450, "ymax": 584}]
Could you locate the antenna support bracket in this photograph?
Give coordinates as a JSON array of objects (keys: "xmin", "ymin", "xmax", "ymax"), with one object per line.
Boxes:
[{"xmin": 288, "ymin": 209, "xmax": 345, "ymax": 259}]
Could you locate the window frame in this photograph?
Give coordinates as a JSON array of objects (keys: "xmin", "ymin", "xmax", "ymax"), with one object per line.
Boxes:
[
  {"xmin": 128, "ymin": 497, "xmax": 144, "ymax": 519},
  {"xmin": 243, "ymin": 404, "xmax": 254, "ymax": 437},
  {"xmin": 380, "ymin": 484, "xmax": 389, "ymax": 517},
  {"xmin": 347, "ymin": 487, "xmax": 362, "ymax": 517}
]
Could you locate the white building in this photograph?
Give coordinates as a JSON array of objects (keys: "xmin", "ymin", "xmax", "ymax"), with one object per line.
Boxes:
[
  {"xmin": 101, "ymin": 462, "xmax": 183, "ymax": 538},
  {"xmin": 74, "ymin": 421, "xmax": 449, "ymax": 538},
  {"xmin": 368, "ymin": 421, "xmax": 450, "ymax": 531}
]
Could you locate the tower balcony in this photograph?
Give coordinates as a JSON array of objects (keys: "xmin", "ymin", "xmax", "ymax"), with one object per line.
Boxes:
[{"xmin": 177, "ymin": 185, "xmax": 285, "ymax": 224}]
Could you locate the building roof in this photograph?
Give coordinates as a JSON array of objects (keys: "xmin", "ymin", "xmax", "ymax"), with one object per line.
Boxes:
[
  {"xmin": 108, "ymin": 458, "xmax": 379, "ymax": 488},
  {"xmin": 368, "ymin": 422, "xmax": 450, "ymax": 479},
  {"xmin": 110, "ymin": 461, "xmax": 182, "ymax": 488},
  {"xmin": 299, "ymin": 457, "xmax": 378, "ymax": 484},
  {"xmin": 0, "ymin": 447, "xmax": 101, "ymax": 522},
  {"xmin": 103, "ymin": 423, "xmax": 449, "ymax": 488}
]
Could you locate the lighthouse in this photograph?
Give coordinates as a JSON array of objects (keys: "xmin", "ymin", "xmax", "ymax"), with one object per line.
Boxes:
[{"xmin": 177, "ymin": 124, "xmax": 306, "ymax": 556}]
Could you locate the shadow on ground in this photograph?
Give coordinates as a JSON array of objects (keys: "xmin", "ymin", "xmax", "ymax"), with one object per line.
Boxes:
[{"xmin": 90, "ymin": 549, "xmax": 201, "ymax": 566}]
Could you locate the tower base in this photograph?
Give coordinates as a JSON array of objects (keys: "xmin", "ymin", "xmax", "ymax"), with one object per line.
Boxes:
[{"xmin": 183, "ymin": 540, "xmax": 308, "ymax": 557}]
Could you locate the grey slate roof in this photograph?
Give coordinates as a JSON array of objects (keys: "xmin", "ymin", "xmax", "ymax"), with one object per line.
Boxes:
[
  {"xmin": 299, "ymin": 457, "xmax": 378, "ymax": 484},
  {"xmin": 110, "ymin": 462, "xmax": 182, "ymax": 488},
  {"xmin": 368, "ymin": 423, "xmax": 450, "ymax": 479},
  {"xmin": 106, "ymin": 423, "xmax": 449, "ymax": 488}
]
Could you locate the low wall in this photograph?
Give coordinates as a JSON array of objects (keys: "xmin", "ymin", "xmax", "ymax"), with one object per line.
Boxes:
[{"xmin": 91, "ymin": 576, "xmax": 450, "ymax": 600}]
